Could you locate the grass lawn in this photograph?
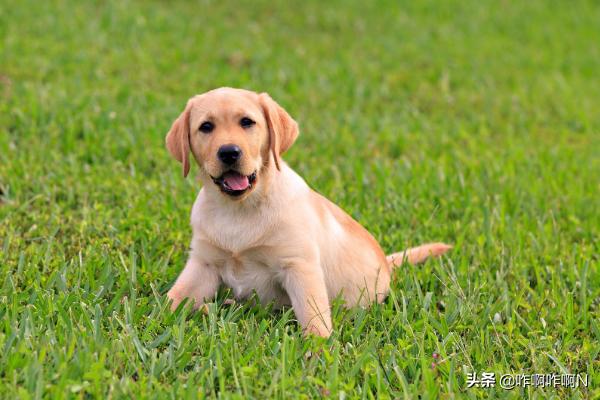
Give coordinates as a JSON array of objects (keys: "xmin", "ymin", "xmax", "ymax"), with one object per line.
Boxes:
[{"xmin": 1, "ymin": 0, "xmax": 599, "ymax": 398}]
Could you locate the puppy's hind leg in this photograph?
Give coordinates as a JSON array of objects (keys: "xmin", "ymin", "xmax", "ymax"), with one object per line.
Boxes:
[{"xmin": 167, "ymin": 257, "xmax": 221, "ymax": 311}]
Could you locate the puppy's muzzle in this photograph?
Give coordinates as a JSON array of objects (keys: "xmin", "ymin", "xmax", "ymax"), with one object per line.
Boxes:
[
  {"xmin": 211, "ymin": 171, "xmax": 257, "ymax": 197},
  {"xmin": 217, "ymin": 144, "xmax": 242, "ymax": 166}
]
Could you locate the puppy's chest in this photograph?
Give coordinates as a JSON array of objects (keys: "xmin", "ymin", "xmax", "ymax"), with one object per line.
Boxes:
[
  {"xmin": 219, "ymin": 255, "xmax": 280, "ymax": 299},
  {"xmin": 194, "ymin": 237, "xmax": 286, "ymax": 303},
  {"xmin": 192, "ymin": 198, "xmax": 289, "ymax": 304},
  {"xmin": 197, "ymin": 208, "xmax": 273, "ymax": 253}
]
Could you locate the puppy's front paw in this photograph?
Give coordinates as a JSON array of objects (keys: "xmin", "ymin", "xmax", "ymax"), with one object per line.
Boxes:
[
  {"xmin": 166, "ymin": 288, "xmax": 183, "ymax": 311},
  {"xmin": 167, "ymin": 288, "xmax": 210, "ymax": 314},
  {"xmin": 303, "ymin": 321, "xmax": 332, "ymax": 338}
]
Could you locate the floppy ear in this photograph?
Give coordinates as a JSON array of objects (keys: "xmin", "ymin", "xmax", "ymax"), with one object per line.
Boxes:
[
  {"xmin": 259, "ymin": 93, "xmax": 299, "ymax": 171},
  {"xmin": 165, "ymin": 100, "xmax": 193, "ymax": 177}
]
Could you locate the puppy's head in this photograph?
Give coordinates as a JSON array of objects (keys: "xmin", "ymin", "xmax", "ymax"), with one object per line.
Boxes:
[{"xmin": 165, "ymin": 87, "xmax": 298, "ymax": 200}]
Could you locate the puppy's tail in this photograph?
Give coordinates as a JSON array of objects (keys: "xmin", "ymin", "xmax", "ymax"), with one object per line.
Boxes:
[{"xmin": 387, "ymin": 242, "xmax": 452, "ymax": 267}]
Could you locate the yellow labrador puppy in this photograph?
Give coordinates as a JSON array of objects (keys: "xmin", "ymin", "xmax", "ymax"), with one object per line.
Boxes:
[{"xmin": 165, "ymin": 87, "xmax": 450, "ymax": 337}]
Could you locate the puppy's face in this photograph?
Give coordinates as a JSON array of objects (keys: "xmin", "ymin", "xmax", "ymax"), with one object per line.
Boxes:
[
  {"xmin": 189, "ymin": 89, "xmax": 266, "ymax": 198},
  {"xmin": 166, "ymin": 88, "xmax": 298, "ymax": 200}
]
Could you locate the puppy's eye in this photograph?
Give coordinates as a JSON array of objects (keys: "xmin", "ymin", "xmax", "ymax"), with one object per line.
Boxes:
[
  {"xmin": 199, "ymin": 121, "xmax": 214, "ymax": 133},
  {"xmin": 240, "ymin": 117, "xmax": 255, "ymax": 129}
]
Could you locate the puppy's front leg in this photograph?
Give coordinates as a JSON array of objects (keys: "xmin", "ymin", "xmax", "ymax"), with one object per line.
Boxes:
[
  {"xmin": 283, "ymin": 262, "xmax": 332, "ymax": 338},
  {"xmin": 167, "ymin": 257, "xmax": 220, "ymax": 311}
]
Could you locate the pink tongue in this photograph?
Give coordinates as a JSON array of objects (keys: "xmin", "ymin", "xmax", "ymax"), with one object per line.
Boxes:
[{"xmin": 224, "ymin": 173, "xmax": 249, "ymax": 191}]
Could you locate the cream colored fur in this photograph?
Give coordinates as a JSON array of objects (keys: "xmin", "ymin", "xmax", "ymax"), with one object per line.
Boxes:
[{"xmin": 166, "ymin": 87, "xmax": 451, "ymax": 337}]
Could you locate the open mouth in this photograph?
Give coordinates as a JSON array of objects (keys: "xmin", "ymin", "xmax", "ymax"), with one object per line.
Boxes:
[{"xmin": 211, "ymin": 171, "xmax": 257, "ymax": 197}]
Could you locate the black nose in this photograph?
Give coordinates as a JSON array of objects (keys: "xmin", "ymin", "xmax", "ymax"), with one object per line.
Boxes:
[{"xmin": 217, "ymin": 144, "xmax": 242, "ymax": 165}]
